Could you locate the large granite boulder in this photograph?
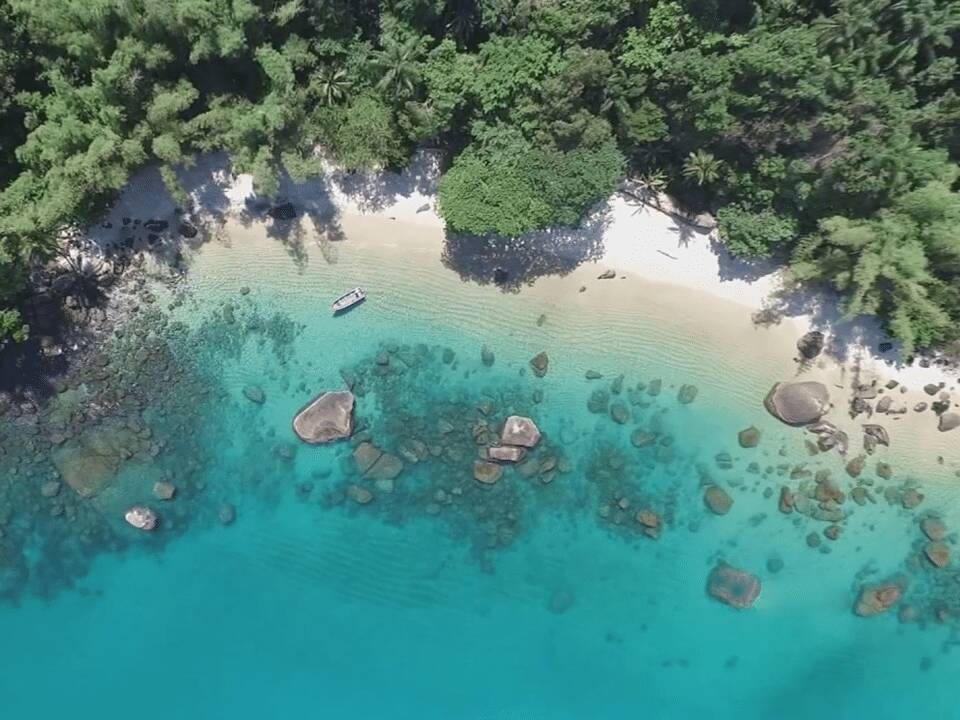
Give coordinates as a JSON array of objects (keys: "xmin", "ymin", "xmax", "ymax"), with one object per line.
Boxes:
[
  {"xmin": 501, "ymin": 416, "xmax": 541, "ymax": 448},
  {"xmin": 764, "ymin": 381, "xmax": 830, "ymax": 425},
  {"xmin": 293, "ymin": 391, "xmax": 354, "ymax": 443},
  {"xmin": 707, "ymin": 562, "xmax": 761, "ymax": 609}
]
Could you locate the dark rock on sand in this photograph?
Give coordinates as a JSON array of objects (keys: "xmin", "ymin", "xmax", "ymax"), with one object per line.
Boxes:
[
  {"xmin": 481, "ymin": 346, "xmax": 495, "ymax": 367},
  {"xmin": 924, "ymin": 383, "xmax": 940, "ymax": 396},
  {"xmin": 677, "ymin": 384, "xmax": 698, "ymax": 404},
  {"xmin": 530, "ymin": 352, "xmax": 549, "ymax": 378},
  {"xmin": 598, "ymin": 269, "xmax": 616, "ymax": 280},
  {"xmin": 764, "ymin": 381, "xmax": 830, "ymax": 425},
  {"xmin": 704, "ymin": 485, "xmax": 733, "ymax": 515},
  {"xmin": 153, "ymin": 481, "xmax": 176, "ymax": 500},
  {"xmin": 548, "ymin": 589, "xmax": 576, "ymax": 614},
  {"xmin": 178, "ymin": 221, "xmax": 198, "ymax": 238},
  {"xmin": 707, "ymin": 563, "xmax": 761, "ymax": 609},
  {"xmin": 854, "ymin": 583, "xmax": 903, "ymax": 617},
  {"xmin": 647, "ymin": 379, "xmax": 662, "ymax": 396},
  {"xmin": 631, "ymin": 429, "xmax": 657, "ymax": 448},
  {"xmin": 938, "ymin": 412, "xmax": 960, "ymax": 432},
  {"xmin": 218, "ymin": 503, "xmax": 237, "ymax": 525},
  {"xmin": 587, "ymin": 389, "xmax": 609, "ymax": 414},
  {"xmin": 797, "ymin": 331, "xmax": 825, "ymax": 359},
  {"xmin": 585, "ymin": 370, "xmax": 603, "ymax": 380},
  {"xmin": 863, "ymin": 424, "xmax": 889, "ymax": 447},
  {"xmin": 243, "ymin": 386, "xmax": 266, "ymax": 404},
  {"xmin": 501, "ymin": 416, "xmax": 541, "ymax": 448},
  {"xmin": 778, "ymin": 487, "xmax": 795, "ymax": 513},
  {"xmin": 609, "ymin": 403, "xmax": 629, "ymax": 424},
  {"xmin": 292, "ymin": 391, "xmax": 355, "ymax": 443},
  {"xmin": 738, "ymin": 426, "xmax": 760, "ymax": 448}
]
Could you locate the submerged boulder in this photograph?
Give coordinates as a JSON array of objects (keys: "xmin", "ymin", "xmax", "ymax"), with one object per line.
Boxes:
[
  {"xmin": 707, "ymin": 563, "xmax": 761, "ymax": 609},
  {"xmin": 293, "ymin": 391, "xmax": 354, "ymax": 443},
  {"xmin": 704, "ymin": 486, "xmax": 734, "ymax": 515},
  {"xmin": 530, "ymin": 352, "xmax": 549, "ymax": 378},
  {"xmin": 473, "ymin": 460, "xmax": 503, "ymax": 485},
  {"xmin": 501, "ymin": 416, "xmax": 541, "ymax": 448},
  {"xmin": 764, "ymin": 381, "xmax": 830, "ymax": 425},
  {"xmin": 487, "ymin": 446, "xmax": 526, "ymax": 463},
  {"xmin": 854, "ymin": 582, "xmax": 902, "ymax": 617}
]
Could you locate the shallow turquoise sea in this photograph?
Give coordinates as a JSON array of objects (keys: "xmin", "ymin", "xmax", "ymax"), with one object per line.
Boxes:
[{"xmin": 2, "ymin": 219, "xmax": 958, "ymax": 719}]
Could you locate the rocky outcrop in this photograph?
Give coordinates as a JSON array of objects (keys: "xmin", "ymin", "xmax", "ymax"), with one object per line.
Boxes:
[
  {"xmin": 854, "ymin": 582, "xmax": 903, "ymax": 617},
  {"xmin": 764, "ymin": 381, "xmax": 830, "ymax": 425},
  {"xmin": 501, "ymin": 416, "xmax": 541, "ymax": 448},
  {"xmin": 124, "ymin": 505, "xmax": 158, "ymax": 531},
  {"xmin": 293, "ymin": 391, "xmax": 354, "ymax": 443},
  {"xmin": 706, "ymin": 563, "xmax": 761, "ymax": 609}
]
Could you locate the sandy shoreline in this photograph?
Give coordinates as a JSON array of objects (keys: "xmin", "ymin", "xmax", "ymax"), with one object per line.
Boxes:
[{"xmin": 86, "ymin": 152, "xmax": 959, "ymax": 476}]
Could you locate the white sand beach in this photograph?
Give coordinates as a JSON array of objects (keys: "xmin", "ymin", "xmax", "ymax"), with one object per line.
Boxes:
[{"xmin": 86, "ymin": 151, "xmax": 960, "ymax": 475}]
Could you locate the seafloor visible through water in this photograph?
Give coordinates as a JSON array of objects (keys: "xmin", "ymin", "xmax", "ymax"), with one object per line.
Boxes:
[{"xmin": 1, "ymin": 218, "xmax": 959, "ymax": 719}]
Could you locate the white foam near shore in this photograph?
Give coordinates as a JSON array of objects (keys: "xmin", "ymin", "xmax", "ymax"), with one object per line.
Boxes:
[{"xmin": 89, "ymin": 150, "xmax": 956, "ymax": 396}]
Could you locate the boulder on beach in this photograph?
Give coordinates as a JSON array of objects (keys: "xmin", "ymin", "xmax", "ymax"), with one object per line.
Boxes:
[
  {"xmin": 124, "ymin": 505, "xmax": 158, "ymax": 531},
  {"xmin": 764, "ymin": 381, "xmax": 830, "ymax": 425},
  {"xmin": 797, "ymin": 330, "xmax": 825, "ymax": 359},
  {"xmin": 938, "ymin": 412, "xmax": 960, "ymax": 432},
  {"xmin": 598, "ymin": 269, "xmax": 616, "ymax": 279},
  {"xmin": 854, "ymin": 582, "xmax": 903, "ymax": 617},
  {"xmin": 501, "ymin": 416, "xmax": 541, "ymax": 448},
  {"xmin": 706, "ymin": 562, "xmax": 761, "ymax": 609},
  {"xmin": 292, "ymin": 391, "xmax": 354, "ymax": 443}
]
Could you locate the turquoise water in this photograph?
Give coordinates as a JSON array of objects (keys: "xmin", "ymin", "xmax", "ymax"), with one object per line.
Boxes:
[{"xmin": 2, "ymin": 223, "xmax": 959, "ymax": 719}]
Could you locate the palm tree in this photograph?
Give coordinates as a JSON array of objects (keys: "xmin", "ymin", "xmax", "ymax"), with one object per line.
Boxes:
[
  {"xmin": 682, "ymin": 150, "xmax": 723, "ymax": 186},
  {"xmin": 372, "ymin": 36, "xmax": 424, "ymax": 98},
  {"xmin": 316, "ymin": 66, "xmax": 350, "ymax": 106},
  {"xmin": 890, "ymin": 0, "xmax": 960, "ymax": 67}
]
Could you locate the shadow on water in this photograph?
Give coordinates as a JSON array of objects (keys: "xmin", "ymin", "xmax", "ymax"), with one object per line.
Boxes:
[{"xmin": 441, "ymin": 206, "xmax": 612, "ymax": 292}]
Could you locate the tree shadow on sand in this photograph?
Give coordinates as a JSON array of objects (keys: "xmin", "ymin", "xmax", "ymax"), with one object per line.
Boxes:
[{"xmin": 441, "ymin": 206, "xmax": 612, "ymax": 292}]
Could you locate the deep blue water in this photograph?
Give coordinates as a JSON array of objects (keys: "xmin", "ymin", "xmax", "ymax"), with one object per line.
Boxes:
[{"xmin": 1, "ymin": 236, "xmax": 959, "ymax": 719}]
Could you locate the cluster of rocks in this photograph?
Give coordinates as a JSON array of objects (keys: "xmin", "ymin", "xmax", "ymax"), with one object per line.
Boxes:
[
  {"xmin": 311, "ymin": 343, "xmax": 573, "ymax": 563},
  {"xmin": 0, "ymin": 287, "xmax": 278, "ymax": 600},
  {"xmin": 850, "ymin": 377, "xmax": 960, "ymax": 433}
]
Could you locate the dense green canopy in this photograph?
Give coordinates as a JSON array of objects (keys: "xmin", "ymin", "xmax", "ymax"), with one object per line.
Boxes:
[{"xmin": 0, "ymin": 0, "xmax": 959, "ymax": 352}]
